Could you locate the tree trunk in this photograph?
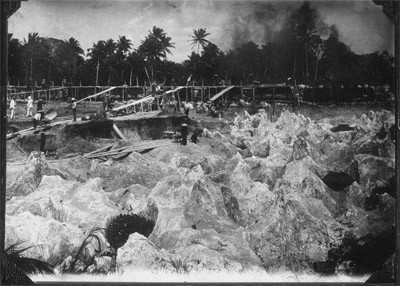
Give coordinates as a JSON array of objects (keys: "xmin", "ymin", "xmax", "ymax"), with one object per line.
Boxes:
[
  {"xmin": 30, "ymin": 57, "xmax": 33, "ymax": 89},
  {"xmin": 305, "ymin": 43, "xmax": 309, "ymax": 83},
  {"xmin": 292, "ymin": 56, "xmax": 297, "ymax": 82},
  {"xmin": 314, "ymin": 57, "xmax": 319, "ymax": 81}
]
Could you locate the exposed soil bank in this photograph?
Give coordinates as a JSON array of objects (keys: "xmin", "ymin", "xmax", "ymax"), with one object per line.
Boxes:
[
  {"xmin": 12, "ymin": 116, "xmax": 188, "ymax": 157},
  {"xmin": 114, "ymin": 116, "xmax": 187, "ymax": 140}
]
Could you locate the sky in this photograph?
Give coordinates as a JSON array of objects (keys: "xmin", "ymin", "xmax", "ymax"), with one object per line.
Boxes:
[{"xmin": 8, "ymin": 0, "xmax": 394, "ymax": 63}]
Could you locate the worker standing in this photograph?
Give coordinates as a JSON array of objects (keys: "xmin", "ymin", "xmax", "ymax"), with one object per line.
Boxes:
[
  {"xmin": 26, "ymin": 96, "xmax": 33, "ymax": 117},
  {"xmin": 32, "ymin": 112, "xmax": 41, "ymax": 129},
  {"xmin": 9, "ymin": 97, "xmax": 16, "ymax": 119},
  {"xmin": 190, "ymin": 130, "xmax": 199, "ymax": 144},
  {"xmin": 72, "ymin": 98, "xmax": 77, "ymax": 122},
  {"xmin": 180, "ymin": 122, "xmax": 188, "ymax": 146},
  {"xmin": 37, "ymin": 98, "xmax": 45, "ymax": 120}
]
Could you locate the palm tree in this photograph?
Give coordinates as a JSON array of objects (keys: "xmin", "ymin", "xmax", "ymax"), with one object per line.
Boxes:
[
  {"xmin": 87, "ymin": 40, "xmax": 107, "ymax": 85},
  {"xmin": 8, "ymin": 34, "xmax": 24, "ymax": 84},
  {"xmin": 116, "ymin": 36, "xmax": 132, "ymax": 83},
  {"xmin": 149, "ymin": 26, "xmax": 175, "ymax": 56},
  {"xmin": 22, "ymin": 33, "xmax": 45, "ymax": 88},
  {"xmin": 60, "ymin": 37, "xmax": 84, "ymax": 83},
  {"xmin": 138, "ymin": 26, "xmax": 175, "ymax": 82},
  {"xmin": 189, "ymin": 28, "xmax": 210, "ymax": 54},
  {"xmin": 117, "ymin": 36, "xmax": 132, "ymax": 55}
]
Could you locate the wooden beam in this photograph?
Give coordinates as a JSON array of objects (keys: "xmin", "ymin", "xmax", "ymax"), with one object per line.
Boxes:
[
  {"xmin": 208, "ymin": 86, "xmax": 235, "ymax": 103},
  {"xmin": 85, "ymin": 139, "xmax": 172, "ymax": 159},
  {"xmin": 112, "ymin": 124, "xmax": 128, "ymax": 141},
  {"xmin": 75, "ymin": 86, "xmax": 116, "ymax": 104},
  {"xmin": 84, "ymin": 142, "xmax": 117, "ymax": 157}
]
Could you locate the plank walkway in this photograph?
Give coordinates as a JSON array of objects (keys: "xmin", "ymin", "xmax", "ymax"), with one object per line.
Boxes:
[{"xmin": 84, "ymin": 139, "xmax": 173, "ymax": 159}]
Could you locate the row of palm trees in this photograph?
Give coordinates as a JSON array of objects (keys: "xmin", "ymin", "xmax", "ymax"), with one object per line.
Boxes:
[
  {"xmin": 8, "ymin": 2, "xmax": 395, "ymax": 88},
  {"xmin": 8, "ymin": 26, "xmax": 214, "ymax": 88}
]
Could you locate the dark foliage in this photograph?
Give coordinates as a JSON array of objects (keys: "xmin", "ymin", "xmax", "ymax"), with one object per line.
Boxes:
[
  {"xmin": 2, "ymin": 242, "xmax": 54, "ymax": 285},
  {"xmin": 365, "ymin": 254, "xmax": 396, "ymax": 284},
  {"xmin": 4, "ymin": 243, "xmax": 53, "ymax": 275},
  {"xmin": 105, "ymin": 214, "xmax": 155, "ymax": 250}
]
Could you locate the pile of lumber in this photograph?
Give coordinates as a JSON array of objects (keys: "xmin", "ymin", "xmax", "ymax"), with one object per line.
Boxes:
[{"xmin": 84, "ymin": 139, "xmax": 173, "ymax": 160}]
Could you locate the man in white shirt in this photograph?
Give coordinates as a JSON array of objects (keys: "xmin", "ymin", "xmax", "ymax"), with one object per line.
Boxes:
[
  {"xmin": 71, "ymin": 98, "xmax": 77, "ymax": 122},
  {"xmin": 33, "ymin": 113, "xmax": 41, "ymax": 129},
  {"xmin": 9, "ymin": 97, "xmax": 16, "ymax": 119},
  {"xmin": 26, "ymin": 96, "xmax": 33, "ymax": 117}
]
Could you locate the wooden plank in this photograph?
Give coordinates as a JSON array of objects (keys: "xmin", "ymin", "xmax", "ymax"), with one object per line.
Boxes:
[
  {"xmin": 209, "ymin": 86, "xmax": 235, "ymax": 103},
  {"xmin": 164, "ymin": 86, "xmax": 184, "ymax": 95},
  {"xmin": 112, "ymin": 124, "xmax": 128, "ymax": 141},
  {"xmin": 6, "ymin": 117, "xmax": 73, "ymax": 140},
  {"xmin": 75, "ymin": 87, "xmax": 116, "ymax": 104},
  {"xmin": 112, "ymin": 110, "xmax": 161, "ymax": 121},
  {"xmin": 85, "ymin": 140, "xmax": 157, "ymax": 158},
  {"xmin": 85, "ymin": 140, "xmax": 172, "ymax": 158},
  {"xmin": 84, "ymin": 143, "xmax": 117, "ymax": 157},
  {"xmin": 7, "ymin": 87, "xmax": 65, "ymax": 97},
  {"xmin": 112, "ymin": 95, "xmax": 153, "ymax": 112}
]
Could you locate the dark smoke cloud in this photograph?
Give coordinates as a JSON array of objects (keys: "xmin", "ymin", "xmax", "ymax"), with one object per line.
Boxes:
[{"xmin": 226, "ymin": 1, "xmax": 294, "ymax": 49}]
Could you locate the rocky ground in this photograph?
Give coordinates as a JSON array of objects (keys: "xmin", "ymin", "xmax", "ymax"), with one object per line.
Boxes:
[{"xmin": 5, "ymin": 103, "xmax": 396, "ymax": 282}]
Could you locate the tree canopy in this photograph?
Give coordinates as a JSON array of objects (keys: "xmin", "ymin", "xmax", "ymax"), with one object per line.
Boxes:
[{"xmin": 7, "ymin": 2, "xmax": 395, "ymax": 89}]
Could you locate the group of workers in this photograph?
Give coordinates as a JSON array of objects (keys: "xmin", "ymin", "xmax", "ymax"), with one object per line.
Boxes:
[
  {"xmin": 8, "ymin": 96, "xmax": 43, "ymax": 120},
  {"xmin": 9, "ymin": 96, "xmax": 46, "ymax": 129}
]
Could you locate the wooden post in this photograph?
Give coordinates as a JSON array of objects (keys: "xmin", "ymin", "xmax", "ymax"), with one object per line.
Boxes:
[
  {"xmin": 272, "ymin": 85, "xmax": 276, "ymax": 120},
  {"xmin": 141, "ymin": 102, "xmax": 144, "ymax": 112},
  {"xmin": 0, "ymin": 3, "xmax": 8, "ymax": 280}
]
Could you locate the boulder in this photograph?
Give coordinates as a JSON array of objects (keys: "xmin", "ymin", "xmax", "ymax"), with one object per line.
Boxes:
[
  {"xmin": 48, "ymin": 155, "xmax": 92, "ymax": 182},
  {"xmin": 90, "ymin": 153, "xmax": 168, "ymax": 191},
  {"xmin": 355, "ymin": 154, "xmax": 395, "ymax": 186},
  {"xmin": 116, "ymin": 233, "xmax": 174, "ymax": 273},
  {"xmin": 6, "ymin": 212, "xmax": 85, "ymax": 266},
  {"xmin": 249, "ymin": 153, "xmax": 287, "ymax": 189},
  {"xmin": 9, "ymin": 176, "xmax": 120, "ymax": 229},
  {"xmin": 7, "ymin": 151, "xmax": 50, "ymax": 196},
  {"xmin": 245, "ymin": 180, "xmax": 344, "ymax": 271},
  {"xmin": 170, "ymin": 228, "xmax": 264, "ymax": 273}
]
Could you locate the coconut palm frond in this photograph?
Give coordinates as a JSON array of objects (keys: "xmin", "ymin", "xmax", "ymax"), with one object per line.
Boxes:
[
  {"xmin": 8, "ymin": 256, "xmax": 54, "ymax": 274},
  {"xmin": 4, "ymin": 241, "xmax": 54, "ymax": 275}
]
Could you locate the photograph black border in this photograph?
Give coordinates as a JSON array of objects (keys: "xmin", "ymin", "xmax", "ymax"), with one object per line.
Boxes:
[{"xmin": 0, "ymin": 0, "xmax": 398, "ymax": 285}]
